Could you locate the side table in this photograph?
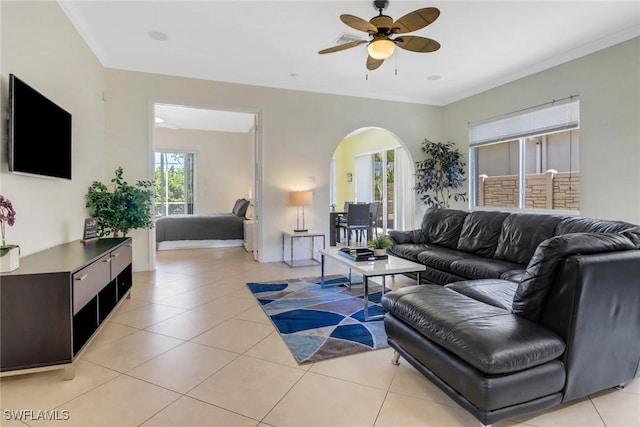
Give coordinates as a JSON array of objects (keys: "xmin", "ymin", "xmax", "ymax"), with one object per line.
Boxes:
[{"xmin": 282, "ymin": 231, "xmax": 326, "ymax": 267}]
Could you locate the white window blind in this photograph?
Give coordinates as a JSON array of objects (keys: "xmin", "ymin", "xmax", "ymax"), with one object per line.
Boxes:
[{"xmin": 469, "ymin": 99, "xmax": 579, "ymax": 146}]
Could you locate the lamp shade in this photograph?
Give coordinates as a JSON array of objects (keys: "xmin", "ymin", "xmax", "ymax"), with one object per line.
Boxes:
[
  {"xmin": 288, "ymin": 191, "xmax": 313, "ymax": 206},
  {"xmin": 367, "ymin": 38, "xmax": 395, "ymax": 60}
]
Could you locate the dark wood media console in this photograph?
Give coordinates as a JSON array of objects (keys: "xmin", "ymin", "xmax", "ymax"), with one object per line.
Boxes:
[{"xmin": 0, "ymin": 238, "xmax": 133, "ymax": 379}]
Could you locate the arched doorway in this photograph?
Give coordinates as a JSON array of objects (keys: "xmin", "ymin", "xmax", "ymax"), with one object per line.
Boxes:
[{"xmin": 330, "ymin": 127, "xmax": 415, "ymax": 237}]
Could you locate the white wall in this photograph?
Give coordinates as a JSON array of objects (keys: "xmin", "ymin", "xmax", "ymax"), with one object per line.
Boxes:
[
  {"xmin": 0, "ymin": 1, "xmax": 105, "ymax": 256},
  {"xmin": 154, "ymin": 127, "xmax": 252, "ymax": 214},
  {"xmin": 443, "ymin": 37, "xmax": 640, "ymax": 223}
]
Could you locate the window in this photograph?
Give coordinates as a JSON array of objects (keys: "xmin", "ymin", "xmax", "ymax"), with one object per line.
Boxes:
[
  {"xmin": 373, "ymin": 150, "xmax": 395, "ymax": 231},
  {"xmin": 469, "ymin": 99, "xmax": 580, "ymax": 213},
  {"xmin": 154, "ymin": 152, "xmax": 195, "ymax": 216},
  {"xmin": 353, "ymin": 148, "xmax": 397, "ymax": 233}
]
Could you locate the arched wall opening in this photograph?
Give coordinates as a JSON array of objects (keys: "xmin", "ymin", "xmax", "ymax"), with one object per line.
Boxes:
[{"xmin": 330, "ymin": 126, "xmax": 417, "ymax": 238}]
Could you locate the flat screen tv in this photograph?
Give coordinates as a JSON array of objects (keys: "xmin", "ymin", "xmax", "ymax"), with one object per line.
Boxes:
[{"xmin": 7, "ymin": 74, "xmax": 72, "ymax": 180}]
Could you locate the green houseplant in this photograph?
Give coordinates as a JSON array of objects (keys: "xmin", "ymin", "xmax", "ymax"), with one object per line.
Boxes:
[
  {"xmin": 368, "ymin": 234, "xmax": 393, "ymax": 256},
  {"xmin": 85, "ymin": 167, "xmax": 154, "ymax": 238},
  {"xmin": 414, "ymin": 139, "xmax": 468, "ymax": 208}
]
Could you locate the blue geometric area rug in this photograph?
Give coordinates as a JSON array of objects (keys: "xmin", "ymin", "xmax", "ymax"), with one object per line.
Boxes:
[{"xmin": 246, "ymin": 275, "xmax": 388, "ymax": 364}]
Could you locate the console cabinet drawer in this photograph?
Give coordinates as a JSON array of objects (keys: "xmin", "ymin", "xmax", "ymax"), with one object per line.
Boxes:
[
  {"xmin": 110, "ymin": 243, "xmax": 132, "ymax": 280},
  {"xmin": 73, "ymin": 254, "xmax": 111, "ymax": 315}
]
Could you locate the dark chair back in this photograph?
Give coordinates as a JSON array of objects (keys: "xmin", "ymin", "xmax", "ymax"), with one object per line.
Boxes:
[{"xmin": 346, "ymin": 203, "xmax": 370, "ymax": 228}]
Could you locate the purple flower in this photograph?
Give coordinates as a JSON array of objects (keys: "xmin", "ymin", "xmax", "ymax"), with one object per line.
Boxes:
[{"xmin": 0, "ymin": 195, "xmax": 16, "ymax": 246}]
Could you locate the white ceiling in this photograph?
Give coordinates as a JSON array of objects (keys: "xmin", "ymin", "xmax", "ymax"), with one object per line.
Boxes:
[
  {"xmin": 60, "ymin": 1, "xmax": 639, "ymax": 112},
  {"xmin": 154, "ymin": 104, "xmax": 255, "ymax": 133}
]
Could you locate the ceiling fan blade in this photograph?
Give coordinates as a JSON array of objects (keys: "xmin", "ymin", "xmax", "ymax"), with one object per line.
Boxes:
[
  {"xmin": 392, "ymin": 7, "xmax": 440, "ymax": 34},
  {"xmin": 318, "ymin": 40, "xmax": 367, "ymax": 54},
  {"xmin": 367, "ymin": 56, "xmax": 384, "ymax": 70},
  {"xmin": 340, "ymin": 14, "xmax": 378, "ymax": 34},
  {"xmin": 395, "ymin": 36, "xmax": 441, "ymax": 53}
]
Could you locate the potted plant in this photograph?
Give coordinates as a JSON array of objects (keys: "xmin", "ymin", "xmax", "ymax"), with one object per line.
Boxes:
[
  {"xmin": 414, "ymin": 139, "xmax": 468, "ymax": 208},
  {"xmin": 368, "ymin": 234, "xmax": 393, "ymax": 257},
  {"xmin": 85, "ymin": 167, "xmax": 154, "ymax": 238}
]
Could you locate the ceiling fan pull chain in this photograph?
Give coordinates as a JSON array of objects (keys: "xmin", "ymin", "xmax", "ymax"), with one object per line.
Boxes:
[{"xmin": 395, "ymin": 50, "xmax": 398, "ymax": 75}]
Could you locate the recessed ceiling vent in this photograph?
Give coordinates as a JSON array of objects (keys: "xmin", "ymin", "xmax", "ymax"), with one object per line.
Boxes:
[{"xmin": 335, "ymin": 33, "xmax": 366, "ymax": 45}]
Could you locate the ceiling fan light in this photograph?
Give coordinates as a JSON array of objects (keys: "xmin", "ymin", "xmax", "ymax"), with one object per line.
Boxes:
[{"xmin": 368, "ymin": 38, "xmax": 395, "ymax": 60}]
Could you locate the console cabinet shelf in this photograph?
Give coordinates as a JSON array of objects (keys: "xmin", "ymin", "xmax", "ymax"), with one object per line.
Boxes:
[{"xmin": 0, "ymin": 238, "xmax": 133, "ymax": 379}]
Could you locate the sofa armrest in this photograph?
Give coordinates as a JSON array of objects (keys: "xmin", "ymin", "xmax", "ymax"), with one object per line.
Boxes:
[
  {"xmin": 388, "ymin": 230, "xmax": 413, "ymax": 244},
  {"xmin": 513, "ymin": 232, "xmax": 636, "ymax": 321},
  {"xmin": 542, "ymin": 250, "xmax": 640, "ymax": 400}
]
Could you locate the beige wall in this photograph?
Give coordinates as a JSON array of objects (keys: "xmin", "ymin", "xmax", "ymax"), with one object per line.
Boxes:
[
  {"xmin": 0, "ymin": 1, "xmax": 105, "ymax": 256},
  {"xmin": 2, "ymin": 1, "xmax": 638, "ymax": 269},
  {"xmin": 104, "ymin": 70, "xmax": 442, "ymax": 265},
  {"xmin": 154, "ymin": 127, "xmax": 252, "ymax": 214},
  {"xmin": 443, "ymin": 37, "xmax": 640, "ymax": 223}
]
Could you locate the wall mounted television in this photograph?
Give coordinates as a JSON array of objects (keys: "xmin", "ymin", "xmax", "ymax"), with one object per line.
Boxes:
[{"xmin": 7, "ymin": 74, "xmax": 72, "ymax": 180}]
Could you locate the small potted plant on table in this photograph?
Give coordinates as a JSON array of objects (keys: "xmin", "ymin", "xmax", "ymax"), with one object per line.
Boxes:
[{"xmin": 368, "ymin": 235, "xmax": 393, "ymax": 257}]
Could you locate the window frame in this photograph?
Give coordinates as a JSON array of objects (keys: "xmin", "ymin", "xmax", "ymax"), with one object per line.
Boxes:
[
  {"xmin": 154, "ymin": 150, "xmax": 197, "ymax": 216},
  {"xmin": 468, "ymin": 99, "xmax": 580, "ymax": 215}
]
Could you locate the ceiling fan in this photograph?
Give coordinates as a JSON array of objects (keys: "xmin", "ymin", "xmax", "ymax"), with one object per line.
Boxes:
[{"xmin": 319, "ymin": 0, "xmax": 441, "ymax": 71}]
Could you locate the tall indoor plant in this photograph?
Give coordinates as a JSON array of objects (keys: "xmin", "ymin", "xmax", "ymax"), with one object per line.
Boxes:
[
  {"xmin": 85, "ymin": 167, "xmax": 154, "ymax": 237},
  {"xmin": 414, "ymin": 139, "xmax": 468, "ymax": 208}
]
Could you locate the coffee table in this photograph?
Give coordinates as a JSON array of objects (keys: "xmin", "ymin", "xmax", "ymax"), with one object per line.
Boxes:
[{"xmin": 319, "ymin": 247, "xmax": 426, "ymax": 321}]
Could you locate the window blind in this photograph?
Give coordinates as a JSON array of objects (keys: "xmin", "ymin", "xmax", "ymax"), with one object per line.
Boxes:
[{"xmin": 469, "ymin": 98, "xmax": 579, "ymax": 146}]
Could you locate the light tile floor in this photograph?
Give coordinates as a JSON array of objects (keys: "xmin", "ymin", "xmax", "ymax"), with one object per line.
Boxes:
[{"xmin": 1, "ymin": 247, "xmax": 638, "ymax": 427}]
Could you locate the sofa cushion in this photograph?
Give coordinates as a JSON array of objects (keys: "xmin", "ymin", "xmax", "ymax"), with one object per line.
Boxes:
[
  {"xmin": 512, "ymin": 233, "xmax": 637, "ymax": 321},
  {"xmin": 555, "ymin": 216, "xmax": 635, "ymax": 235},
  {"xmin": 495, "ymin": 213, "xmax": 564, "ymax": 264},
  {"xmin": 449, "ymin": 257, "xmax": 524, "ymax": 280},
  {"xmin": 500, "ymin": 269, "xmax": 525, "ymax": 282},
  {"xmin": 622, "ymin": 226, "xmax": 640, "ymax": 248},
  {"xmin": 416, "ymin": 247, "xmax": 466, "ymax": 272},
  {"xmin": 381, "ymin": 285, "xmax": 566, "ymax": 374},
  {"xmin": 418, "ymin": 265, "xmax": 467, "ymax": 285},
  {"xmin": 387, "ymin": 243, "xmax": 429, "ymax": 262},
  {"xmin": 457, "ymin": 210, "xmax": 510, "ymax": 257},
  {"xmin": 420, "ymin": 208, "xmax": 469, "ymax": 249},
  {"xmin": 445, "ymin": 279, "xmax": 518, "ymax": 310}
]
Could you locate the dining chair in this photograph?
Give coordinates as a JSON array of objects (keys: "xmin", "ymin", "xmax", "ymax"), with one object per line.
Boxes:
[
  {"xmin": 338, "ymin": 203, "xmax": 370, "ymax": 246},
  {"xmin": 337, "ymin": 201, "xmax": 352, "ymax": 237}
]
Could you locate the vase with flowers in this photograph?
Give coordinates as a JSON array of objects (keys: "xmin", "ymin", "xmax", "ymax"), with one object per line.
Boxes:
[{"xmin": 0, "ymin": 195, "xmax": 19, "ymax": 272}]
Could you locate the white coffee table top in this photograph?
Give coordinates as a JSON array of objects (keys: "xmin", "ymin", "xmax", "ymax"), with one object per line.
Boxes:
[{"xmin": 320, "ymin": 247, "xmax": 426, "ymax": 277}]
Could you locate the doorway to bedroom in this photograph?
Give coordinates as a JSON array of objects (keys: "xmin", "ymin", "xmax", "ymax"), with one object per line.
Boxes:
[{"xmin": 152, "ymin": 103, "xmax": 260, "ymax": 257}]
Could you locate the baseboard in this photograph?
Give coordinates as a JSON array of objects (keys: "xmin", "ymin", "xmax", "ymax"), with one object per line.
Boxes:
[{"xmin": 157, "ymin": 239, "xmax": 244, "ymax": 250}]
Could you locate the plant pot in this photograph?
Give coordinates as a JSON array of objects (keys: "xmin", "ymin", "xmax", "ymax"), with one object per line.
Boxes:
[
  {"xmin": 373, "ymin": 248, "xmax": 386, "ymax": 257},
  {"xmin": 0, "ymin": 246, "xmax": 19, "ymax": 272}
]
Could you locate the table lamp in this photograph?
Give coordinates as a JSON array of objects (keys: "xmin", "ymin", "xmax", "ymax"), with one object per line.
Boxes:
[{"xmin": 288, "ymin": 190, "xmax": 313, "ymax": 232}]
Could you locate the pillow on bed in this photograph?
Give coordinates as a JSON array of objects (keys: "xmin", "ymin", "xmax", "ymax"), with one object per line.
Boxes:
[{"xmin": 232, "ymin": 199, "xmax": 250, "ymax": 217}]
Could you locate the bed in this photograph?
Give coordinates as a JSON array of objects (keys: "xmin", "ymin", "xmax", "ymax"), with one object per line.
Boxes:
[{"xmin": 155, "ymin": 198, "xmax": 250, "ymax": 248}]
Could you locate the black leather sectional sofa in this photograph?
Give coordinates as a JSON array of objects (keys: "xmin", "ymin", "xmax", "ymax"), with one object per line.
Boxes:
[{"xmin": 383, "ymin": 209, "xmax": 640, "ymax": 425}]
